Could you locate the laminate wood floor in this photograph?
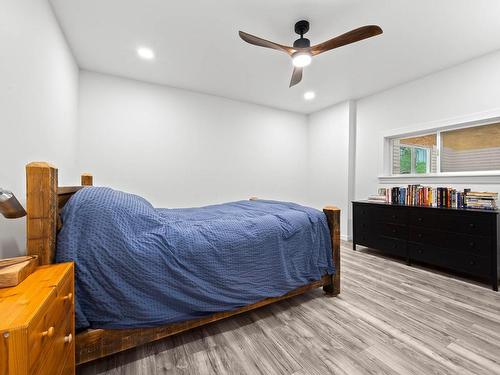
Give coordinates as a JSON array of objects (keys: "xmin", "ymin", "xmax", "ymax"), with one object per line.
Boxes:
[{"xmin": 78, "ymin": 242, "xmax": 500, "ymax": 375}]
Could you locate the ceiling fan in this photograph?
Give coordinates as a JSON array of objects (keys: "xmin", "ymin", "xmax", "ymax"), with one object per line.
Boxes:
[{"xmin": 239, "ymin": 21, "xmax": 383, "ymax": 87}]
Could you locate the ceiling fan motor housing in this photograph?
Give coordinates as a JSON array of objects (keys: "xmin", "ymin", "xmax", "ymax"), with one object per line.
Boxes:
[
  {"xmin": 294, "ymin": 20, "xmax": 310, "ymax": 36},
  {"xmin": 294, "ymin": 20, "xmax": 311, "ymax": 48},
  {"xmin": 293, "ymin": 37, "xmax": 310, "ymax": 48}
]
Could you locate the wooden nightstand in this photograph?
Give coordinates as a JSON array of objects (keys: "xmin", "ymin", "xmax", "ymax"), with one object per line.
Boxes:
[{"xmin": 0, "ymin": 262, "xmax": 75, "ymax": 375}]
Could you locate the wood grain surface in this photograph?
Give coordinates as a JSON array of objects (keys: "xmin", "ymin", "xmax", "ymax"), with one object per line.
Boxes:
[
  {"xmin": 0, "ymin": 263, "xmax": 75, "ymax": 375},
  {"xmin": 79, "ymin": 241, "xmax": 500, "ymax": 374}
]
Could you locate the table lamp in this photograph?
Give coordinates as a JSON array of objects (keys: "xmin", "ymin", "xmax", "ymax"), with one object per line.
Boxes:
[{"xmin": 0, "ymin": 188, "xmax": 27, "ymax": 219}]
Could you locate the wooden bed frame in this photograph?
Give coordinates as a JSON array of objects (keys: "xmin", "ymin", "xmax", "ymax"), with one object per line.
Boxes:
[{"xmin": 25, "ymin": 162, "xmax": 341, "ymax": 365}]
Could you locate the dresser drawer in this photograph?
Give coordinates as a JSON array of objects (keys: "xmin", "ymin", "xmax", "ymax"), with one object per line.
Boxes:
[
  {"xmin": 355, "ymin": 229, "xmax": 379, "ymax": 249},
  {"xmin": 410, "ymin": 208, "xmax": 493, "ymax": 235},
  {"xmin": 408, "ymin": 242, "xmax": 489, "ymax": 277},
  {"xmin": 380, "ymin": 207, "xmax": 408, "ymax": 224},
  {"xmin": 448, "ymin": 234, "xmax": 491, "ymax": 257},
  {"xmin": 355, "ymin": 220, "xmax": 380, "ymax": 234},
  {"xmin": 29, "ymin": 269, "xmax": 74, "ymax": 374},
  {"xmin": 409, "ymin": 226, "xmax": 491, "ymax": 256},
  {"xmin": 441, "ymin": 213, "xmax": 492, "ymax": 236},
  {"xmin": 32, "ymin": 311, "xmax": 73, "ymax": 375},
  {"xmin": 354, "ymin": 203, "xmax": 380, "ymax": 221},
  {"xmin": 457, "ymin": 214, "xmax": 494, "ymax": 236},
  {"xmin": 28, "ymin": 289, "xmax": 57, "ymax": 373},
  {"xmin": 409, "ymin": 226, "xmax": 442, "ymax": 247},
  {"xmin": 409, "ymin": 209, "xmax": 438, "ymax": 228},
  {"xmin": 378, "ymin": 236, "xmax": 407, "ymax": 258},
  {"xmin": 381, "ymin": 223, "xmax": 407, "ymax": 239}
]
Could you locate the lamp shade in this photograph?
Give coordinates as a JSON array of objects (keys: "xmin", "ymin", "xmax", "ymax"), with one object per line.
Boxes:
[{"xmin": 0, "ymin": 189, "xmax": 27, "ymax": 219}]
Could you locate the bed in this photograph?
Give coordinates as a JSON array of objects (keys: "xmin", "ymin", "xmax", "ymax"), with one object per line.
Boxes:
[{"xmin": 25, "ymin": 162, "xmax": 341, "ymax": 364}]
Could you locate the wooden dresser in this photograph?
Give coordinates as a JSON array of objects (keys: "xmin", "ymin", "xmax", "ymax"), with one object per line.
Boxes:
[
  {"xmin": 353, "ymin": 201, "xmax": 500, "ymax": 291},
  {"xmin": 0, "ymin": 263, "xmax": 75, "ymax": 375}
]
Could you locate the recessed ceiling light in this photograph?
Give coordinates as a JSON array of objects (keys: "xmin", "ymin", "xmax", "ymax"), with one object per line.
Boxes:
[
  {"xmin": 304, "ymin": 91, "xmax": 316, "ymax": 100},
  {"xmin": 137, "ymin": 47, "xmax": 155, "ymax": 60}
]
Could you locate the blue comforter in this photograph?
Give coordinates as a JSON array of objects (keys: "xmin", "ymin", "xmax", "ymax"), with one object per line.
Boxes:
[{"xmin": 56, "ymin": 187, "xmax": 334, "ymax": 329}]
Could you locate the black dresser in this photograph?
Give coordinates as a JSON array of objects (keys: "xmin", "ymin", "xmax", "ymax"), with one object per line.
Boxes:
[{"xmin": 352, "ymin": 201, "xmax": 500, "ymax": 291}]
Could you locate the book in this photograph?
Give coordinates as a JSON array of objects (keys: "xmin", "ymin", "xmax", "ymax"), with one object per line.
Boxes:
[{"xmin": 371, "ymin": 186, "xmax": 498, "ymax": 210}]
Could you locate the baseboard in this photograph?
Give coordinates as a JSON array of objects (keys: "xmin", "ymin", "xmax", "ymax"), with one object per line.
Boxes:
[{"xmin": 341, "ymin": 234, "xmax": 352, "ymax": 241}]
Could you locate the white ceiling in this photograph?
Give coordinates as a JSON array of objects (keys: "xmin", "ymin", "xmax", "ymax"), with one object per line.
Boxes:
[{"xmin": 50, "ymin": 0, "xmax": 500, "ymax": 114}]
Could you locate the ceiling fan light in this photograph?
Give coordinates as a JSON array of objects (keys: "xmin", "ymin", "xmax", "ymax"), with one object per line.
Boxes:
[{"xmin": 292, "ymin": 52, "xmax": 312, "ymax": 68}]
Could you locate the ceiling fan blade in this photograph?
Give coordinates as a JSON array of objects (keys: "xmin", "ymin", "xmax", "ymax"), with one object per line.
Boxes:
[
  {"xmin": 310, "ymin": 25, "xmax": 383, "ymax": 56},
  {"xmin": 289, "ymin": 66, "xmax": 303, "ymax": 87},
  {"xmin": 239, "ymin": 31, "xmax": 295, "ymax": 55}
]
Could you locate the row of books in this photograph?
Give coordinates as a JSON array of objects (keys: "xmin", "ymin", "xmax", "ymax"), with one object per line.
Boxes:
[{"xmin": 367, "ymin": 186, "xmax": 498, "ymax": 210}]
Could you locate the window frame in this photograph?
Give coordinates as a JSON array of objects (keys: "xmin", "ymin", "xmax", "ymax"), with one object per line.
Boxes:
[{"xmin": 382, "ymin": 112, "xmax": 500, "ymax": 180}]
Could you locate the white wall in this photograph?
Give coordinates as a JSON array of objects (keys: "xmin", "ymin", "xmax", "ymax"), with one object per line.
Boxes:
[
  {"xmin": 3, "ymin": 3, "xmax": 499, "ymax": 256},
  {"xmin": 355, "ymin": 50, "xmax": 500, "ymax": 202},
  {"xmin": 0, "ymin": 0, "xmax": 79, "ymax": 258},
  {"xmin": 307, "ymin": 101, "xmax": 355, "ymax": 239},
  {"xmin": 78, "ymin": 71, "xmax": 309, "ymax": 208}
]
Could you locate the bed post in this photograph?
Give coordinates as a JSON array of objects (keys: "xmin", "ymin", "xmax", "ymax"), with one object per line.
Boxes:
[
  {"xmin": 81, "ymin": 173, "xmax": 93, "ymax": 186},
  {"xmin": 26, "ymin": 162, "xmax": 58, "ymax": 265},
  {"xmin": 323, "ymin": 206, "xmax": 340, "ymax": 296}
]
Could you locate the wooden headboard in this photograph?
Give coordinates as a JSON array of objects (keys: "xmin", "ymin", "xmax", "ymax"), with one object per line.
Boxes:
[{"xmin": 26, "ymin": 162, "xmax": 93, "ymax": 265}]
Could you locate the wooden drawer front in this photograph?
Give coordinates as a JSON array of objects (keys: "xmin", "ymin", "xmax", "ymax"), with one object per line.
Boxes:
[
  {"xmin": 441, "ymin": 213, "xmax": 492, "ymax": 236},
  {"xmin": 354, "ymin": 203, "xmax": 380, "ymax": 221},
  {"xmin": 28, "ymin": 290, "xmax": 57, "ymax": 373},
  {"xmin": 378, "ymin": 236, "xmax": 407, "ymax": 258},
  {"xmin": 379, "ymin": 207, "xmax": 408, "ymax": 224},
  {"xmin": 409, "ymin": 226, "xmax": 442, "ymax": 247},
  {"xmin": 410, "ymin": 209, "xmax": 493, "ymax": 235},
  {"xmin": 409, "ymin": 226, "xmax": 491, "ymax": 256},
  {"xmin": 381, "ymin": 223, "xmax": 407, "ymax": 240},
  {"xmin": 29, "ymin": 272, "xmax": 74, "ymax": 374},
  {"xmin": 449, "ymin": 234, "xmax": 491, "ymax": 257},
  {"xmin": 355, "ymin": 220, "xmax": 380, "ymax": 235},
  {"xmin": 408, "ymin": 242, "xmax": 489, "ymax": 277},
  {"xmin": 458, "ymin": 214, "xmax": 493, "ymax": 236},
  {"xmin": 409, "ymin": 210, "xmax": 438, "ymax": 228},
  {"xmin": 355, "ymin": 230, "xmax": 379, "ymax": 249}
]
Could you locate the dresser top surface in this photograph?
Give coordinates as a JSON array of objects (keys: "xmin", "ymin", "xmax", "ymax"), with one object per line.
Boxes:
[
  {"xmin": 0, "ymin": 262, "xmax": 73, "ymax": 329},
  {"xmin": 353, "ymin": 200, "xmax": 499, "ymax": 214}
]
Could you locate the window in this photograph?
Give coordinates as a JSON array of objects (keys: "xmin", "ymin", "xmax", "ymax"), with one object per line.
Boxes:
[
  {"xmin": 389, "ymin": 121, "xmax": 500, "ymax": 175},
  {"xmin": 441, "ymin": 123, "xmax": 500, "ymax": 172},
  {"xmin": 391, "ymin": 134, "xmax": 436, "ymax": 174}
]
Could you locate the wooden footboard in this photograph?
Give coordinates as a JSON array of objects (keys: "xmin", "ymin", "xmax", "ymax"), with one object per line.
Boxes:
[
  {"xmin": 24, "ymin": 162, "xmax": 341, "ymax": 364},
  {"xmin": 323, "ymin": 206, "xmax": 341, "ymax": 296}
]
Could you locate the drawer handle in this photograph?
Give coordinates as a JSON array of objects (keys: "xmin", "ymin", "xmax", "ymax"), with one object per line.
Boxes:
[
  {"xmin": 63, "ymin": 292, "xmax": 73, "ymax": 302},
  {"xmin": 469, "ymin": 260, "xmax": 476, "ymax": 266},
  {"xmin": 469, "ymin": 241, "xmax": 475, "ymax": 248},
  {"xmin": 391, "ymin": 214, "xmax": 396, "ymax": 219},
  {"xmin": 392, "ymin": 228, "xmax": 397, "ymax": 233},
  {"xmin": 64, "ymin": 333, "xmax": 73, "ymax": 344},
  {"xmin": 42, "ymin": 327, "xmax": 55, "ymax": 338},
  {"xmin": 418, "ymin": 249, "xmax": 423, "ymax": 254},
  {"xmin": 469, "ymin": 223, "xmax": 475, "ymax": 229},
  {"xmin": 417, "ymin": 233, "xmax": 423, "ymax": 239},
  {"xmin": 417, "ymin": 217, "xmax": 423, "ymax": 222}
]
